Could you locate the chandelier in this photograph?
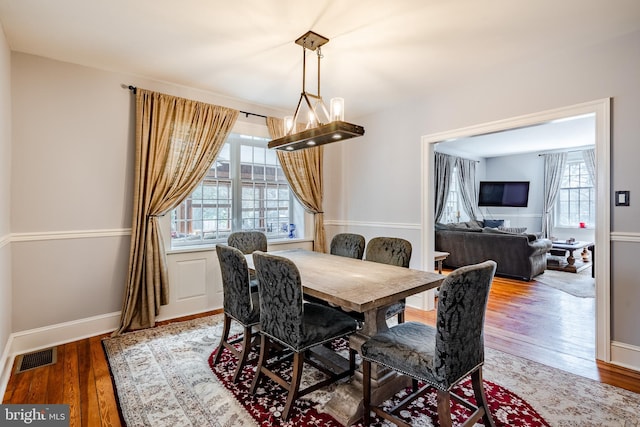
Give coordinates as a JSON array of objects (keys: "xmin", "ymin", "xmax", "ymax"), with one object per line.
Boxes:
[{"xmin": 268, "ymin": 31, "xmax": 365, "ymax": 151}]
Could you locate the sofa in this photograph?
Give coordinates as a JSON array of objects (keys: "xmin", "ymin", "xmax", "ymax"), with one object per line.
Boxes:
[{"xmin": 435, "ymin": 221, "xmax": 552, "ymax": 281}]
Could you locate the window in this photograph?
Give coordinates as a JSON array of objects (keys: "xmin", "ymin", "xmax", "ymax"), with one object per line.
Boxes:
[
  {"xmin": 556, "ymin": 159, "xmax": 595, "ymax": 227},
  {"xmin": 442, "ymin": 166, "xmax": 467, "ymax": 223},
  {"xmin": 171, "ymin": 132, "xmax": 301, "ymax": 247}
]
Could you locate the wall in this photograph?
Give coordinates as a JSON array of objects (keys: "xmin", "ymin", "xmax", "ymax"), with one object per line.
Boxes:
[
  {"xmin": 0, "ymin": 22, "xmax": 13, "ymax": 391},
  {"xmin": 483, "ymin": 153, "xmax": 544, "ymax": 232},
  {"xmin": 324, "ymin": 30, "xmax": 640, "ymax": 363},
  {"xmin": 8, "ymin": 53, "xmax": 290, "ymax": 340}
]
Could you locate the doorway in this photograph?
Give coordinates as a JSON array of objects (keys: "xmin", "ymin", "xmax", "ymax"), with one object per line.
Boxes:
[{"xmin": 420, "ymin": 99, "xmax": 611, "ymax": 362}]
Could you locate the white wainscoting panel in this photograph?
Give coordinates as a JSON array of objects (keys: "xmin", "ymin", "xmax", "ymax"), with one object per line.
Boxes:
[{"xmin": 175, "ymin": 258, "xmax": 207, "ymax": 300}]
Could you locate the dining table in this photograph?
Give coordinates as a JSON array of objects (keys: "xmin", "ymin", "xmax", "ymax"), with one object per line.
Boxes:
[{"xmin": 245, "ymin": 248, "xmax": 445, "ymax": 426}]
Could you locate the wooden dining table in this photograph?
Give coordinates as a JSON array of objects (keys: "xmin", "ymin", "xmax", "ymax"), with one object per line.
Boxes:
[{"xmin": 246, "ymin": 248, "xmax": 445, "ymax": 426}]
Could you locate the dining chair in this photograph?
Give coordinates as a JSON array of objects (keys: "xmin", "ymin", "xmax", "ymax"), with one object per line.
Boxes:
[
  {"xmin": 330, "ymin": 233, "xmax": 366, "ymax": 259},
  {"xmin": 250, "ymin": 251, "xmax": 359, "ymax": 420},
  {"xmin": 361, "ymin": 260, "xmax": 498, "ymax": 427},
  {"xmin": 304, "ymin": 232, "xmax": 367, "ymax": 308},
  {"xmin": 365, "ymin": 236, "xmax": 412, "ymax": 323},
  {"xmin": 228, "ymin": 231, "xmax": 267, "ymax": 290},
  {"xmin": 212, "ymin": 244, "xmax": 261, "ymax": 383},
  {"xmin": 227, "ymin": 231, "xmax": 267, "ymax": 254}
]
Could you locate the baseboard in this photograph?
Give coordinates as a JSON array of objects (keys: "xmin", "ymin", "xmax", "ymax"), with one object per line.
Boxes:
[
  {"xmin": 0, "ymin": 311, "xmax": 122, "ymax": 399},
  {"xmin": 611, "ymin": 341, "xmax": 640, "ymax": 372}
]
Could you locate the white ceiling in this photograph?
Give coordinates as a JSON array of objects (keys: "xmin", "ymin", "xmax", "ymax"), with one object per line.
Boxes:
[
  {"xmin": 435, "ymin": 113, "xmax": 596, "ymax": 159},
  {"xmin": 1, "ymin": 0, "xmax": 639, "ymax": 121},
  {"xmin": 0, "ymin": 0, "xmax": 640, "ymax": 157}
]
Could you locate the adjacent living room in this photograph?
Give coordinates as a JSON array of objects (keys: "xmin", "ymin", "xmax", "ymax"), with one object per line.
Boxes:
[{"xmin": 433, "ymin": 113, "xmax": 597, "ymax": 362}]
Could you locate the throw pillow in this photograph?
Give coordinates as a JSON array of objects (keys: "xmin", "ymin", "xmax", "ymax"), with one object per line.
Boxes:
[
  {"xmin": 498, "ymin": 226, "xmax": 527, "ymax": 233},
  {"xmin": 484, "ymin": 219, "xmax": 505, "ymax": 228}
]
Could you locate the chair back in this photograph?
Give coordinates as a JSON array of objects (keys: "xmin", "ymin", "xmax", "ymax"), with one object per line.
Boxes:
[
  {"xmin": 216, "ymin": 244, "xmax": 258, "ymax": 324},
  {"xmin": 435, "ymin": 260, "xmax": 497, "ymax": 387},
  {"xmin": 365, "ymin": 237, "xmax": 412, "ymax": 267},
  {"xmin": 252, "ymin": 251, "xmax": 304, "ymax": 348},
  {"xmin": 228, "ymin": 231, "xmax": 267, "ymax": 254},
  {"xmin": 330, "ymin": 233, "xmax": 366, "ymax": 259}
]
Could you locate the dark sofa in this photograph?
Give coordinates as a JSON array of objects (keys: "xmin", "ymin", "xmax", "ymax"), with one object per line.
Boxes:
[{"xmin": 435, "ymin": 223, "xmax": 552, "ymax": 281}]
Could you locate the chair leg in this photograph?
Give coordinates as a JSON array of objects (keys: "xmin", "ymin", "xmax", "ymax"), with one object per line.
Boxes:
[
  {"xmin": 212, "ymin": 313, "xmax": 232, "ymax": 366},
  {"xmin": 437, "ymin": 389, "xmax": 453, "ymax": 427},
  {"xmin": 471, "ymin": 369, "xmax": 496, "ymax": 427},
  {"xmin": 362, "ymin": 359, "xmax": 372, "ymax": 426},
  {"xmin": 232, "ymin": 324, "xmax": 253, "ymax": 383},
  {"xmin": 397, "ymin": 310, "xmax": 405, "ymax": 324},
  {"xmin": 250, "ymin": 334, "xmax": 270, "ymax": 394},
  {"xmin": 282, "ymin": 351, "xmax": 305, "ymax": 420}
]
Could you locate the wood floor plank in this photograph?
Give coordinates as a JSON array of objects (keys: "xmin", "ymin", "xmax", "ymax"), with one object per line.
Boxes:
[
  {"xmin": 78, "ymin": 338, "xmax": 101, "ymax": 427},
  {"xmin": 47, "ymin": 344, "xmax": 66, "ymax": 404},
  {"xmin": 62, "ymin": 341, "xmax": 82, "ymax": 427},
  {"xmin": 90, "ymin": 335, "xmax": 123, "ymax": 427}
]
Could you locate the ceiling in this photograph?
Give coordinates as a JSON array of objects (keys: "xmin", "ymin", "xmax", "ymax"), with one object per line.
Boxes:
[
  {"xmin": 1, "ymin": 0, "xmax": 639, "ymax": 121},
  {"xmin": 435, "ymin": 113, "xmax": 596, "ymax": 159}
]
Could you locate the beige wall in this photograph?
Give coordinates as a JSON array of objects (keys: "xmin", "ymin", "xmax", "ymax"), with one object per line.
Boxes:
[
  {"xmin": 0, "ymin": 22, "xmax": 13, "ymax": 371},
  {"xmin": 9, "ymin": 53, "xmax": 287, "ymax": 332},
  {"xmin": 325, "ymin": 30, "xmax": 640, "ymax": 350}
]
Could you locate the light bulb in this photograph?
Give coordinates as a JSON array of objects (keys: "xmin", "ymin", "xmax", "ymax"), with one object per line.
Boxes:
[
  {"xmin": 330, "ymin": 97, "xmax": 344, "ymax": 121},
  {"xmin": 283, "ymin": 116, "xmax": 294, "ymax": 135}
]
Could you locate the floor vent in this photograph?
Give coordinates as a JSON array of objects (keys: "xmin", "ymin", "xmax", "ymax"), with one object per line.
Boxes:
[{"xmin": 15, "ymin": 347, "xmax": 57, "ymax": 373}]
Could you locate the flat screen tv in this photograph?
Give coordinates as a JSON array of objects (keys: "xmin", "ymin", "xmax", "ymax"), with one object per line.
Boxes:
[{"xmin": 478, "ymin": 181, "xmax": 530, "ymax": 207}]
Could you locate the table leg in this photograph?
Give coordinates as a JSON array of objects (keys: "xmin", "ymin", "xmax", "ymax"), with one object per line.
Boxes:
[{"xmin": 322, "ymin": 306, "xmax": 410, "ymax": 425}]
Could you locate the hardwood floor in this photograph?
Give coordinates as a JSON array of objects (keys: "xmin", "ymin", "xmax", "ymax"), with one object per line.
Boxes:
[{"xmin": 3, "ymin": 276, "xmax": 640, "ymax": 426}]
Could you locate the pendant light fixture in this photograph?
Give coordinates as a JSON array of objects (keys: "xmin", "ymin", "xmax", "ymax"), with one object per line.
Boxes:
[{"xmin": 268, "ymin": 31, "xmax": 365, "ymax": 151}]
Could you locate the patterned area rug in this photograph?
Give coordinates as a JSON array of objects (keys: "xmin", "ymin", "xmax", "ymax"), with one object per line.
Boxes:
[
  {"xmin": 535, "ymin": 269, "xmax": 595, "ymax": 298},
  {"xmin": 210, "ymin": 339, "xmax": 549, "ymax": 426},
  {"xmin": 102, "ymin": 314, "xmax": 640, "ymax": 427}
]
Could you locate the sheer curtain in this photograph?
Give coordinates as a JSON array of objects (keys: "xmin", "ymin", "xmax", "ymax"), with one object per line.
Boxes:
[
  {"xmin": 115, "ymin": 89, "xmax": 238, "ymax": 334},
  {"xmin": 434, "ymin": 152, "xmax": 454, "ymax": 223},
  {"xmin": 541, "ymin": 152, "xmax": 567, "ymax": 238},
  {"xmin": 582, "ymin": 148, "xmax": 596, "ymax": 185},
  {"xmin": 266, "ymin": 117, "xmax": 326, "ymax": 253},
  {"xmin": 455, "ymin": 157, "xmax": 480, "ymax": 221}
]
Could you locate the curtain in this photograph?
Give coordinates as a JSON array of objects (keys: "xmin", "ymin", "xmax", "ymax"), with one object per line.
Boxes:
[
  {"xmin": 434, "ymin": 152, "xmax": 454, "ymax": 223},
  {"xmin": 582, "ymin": 148, "xmax": 596, "ymax": 186},
  {"xmin": 115, "ymin": 89, "xmax": 238, "ymax": 335},
  {"xmin": 541, "ymin": 152, "xmax": 567, "ymax": 238},
  {"xmin": 266, "ymin": 117, "xmax": 326, "ymax": 253},
  {"xmin": 455, "ymin": 157, "xmax": 480, "ymax": 220}
]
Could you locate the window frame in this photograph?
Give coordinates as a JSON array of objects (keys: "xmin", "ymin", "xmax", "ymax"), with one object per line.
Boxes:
[
  {"xmin": 168, "ymin": 126, "xmax": 304, "ymax": 249},
  {"xmin": 554, "ymin": 156, "xmax": 595, "ymax": 228}
]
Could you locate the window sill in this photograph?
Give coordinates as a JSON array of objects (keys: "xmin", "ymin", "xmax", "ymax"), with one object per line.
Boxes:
[{"xmin": 166, "ymin": 237, "xmax": 314, "ymax": 255}]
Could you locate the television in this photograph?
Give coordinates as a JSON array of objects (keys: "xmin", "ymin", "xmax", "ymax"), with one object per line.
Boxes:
[{"xmin": 478, "ymin": 181, "xmax": 530, "ymax": 207}]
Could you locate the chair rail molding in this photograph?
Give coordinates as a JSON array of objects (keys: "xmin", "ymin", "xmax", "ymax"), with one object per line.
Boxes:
[
  {"xmin": 0, "ymin": 233, "xmax": 9, "ymax": 249},
  {"xmin": 11, "ymin": 228, "xmax": 132, "ymax": 242},
  {"xmin": 324, "ymin": 219, "xmax": 421, "ymax": 230},
  {"xmin": 610, "ymin": 231, "xmax": 640, "ymax": 242}
]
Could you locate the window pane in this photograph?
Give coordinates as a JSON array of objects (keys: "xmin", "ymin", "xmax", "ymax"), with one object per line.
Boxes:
[
  {"xmin": 555, "ymin": 159, "xmax": 595, "ymax": 227},
  {"xmin": 171, "ymin": 134, "xmax": 300, "ymax": 247}
]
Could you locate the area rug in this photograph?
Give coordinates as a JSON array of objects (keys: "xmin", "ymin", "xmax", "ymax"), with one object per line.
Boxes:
[
  {"xmin": 210, "ymin": 338, "xmax": 549, "ymax": 426},
  {"xmin": 535, "ymin": 269, "xmax": 595, "ymax": 298},
  {"xmin": 102, "ymin": 313, "xmax": 640, "ymax": 427}
]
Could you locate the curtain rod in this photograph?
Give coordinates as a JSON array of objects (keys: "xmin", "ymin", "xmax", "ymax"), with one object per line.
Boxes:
[
  {"xmin": 538, "ymin": 147, "xmax": 593, "ymax": 156},
  {"xmin": 124, "ymin": 85, "xmax": 268, "ymax": 119}
]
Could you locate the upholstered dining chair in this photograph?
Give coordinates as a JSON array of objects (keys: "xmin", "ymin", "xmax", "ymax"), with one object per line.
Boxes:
[
  {"xmin": 212, "ymin": 244, "xmax": 260, "ymax": 383},
  {"xmin": 228, "ymin": 231, "xmax": 267, "ymax": 290},
  {"xmin": 330, "ymin": 233, "xmax": 366, "ymax": 259},
  {"xmin": 227, "ymin": 231, "xmax": 267, "ymax": 254},
  {"xmin": 365, "ymin": 236, "xmax": 412, "ymax": 323},
  {"xmin": 361, "ymin": 260, "xmax": 498, "ymax": 427},
  {"xmin": 304, "ymin": 232, "xmax": 367, "ymax": 308},
  {"xmin": 250, "ymin": 251, "xmax": 359, "ymax": 421}
]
